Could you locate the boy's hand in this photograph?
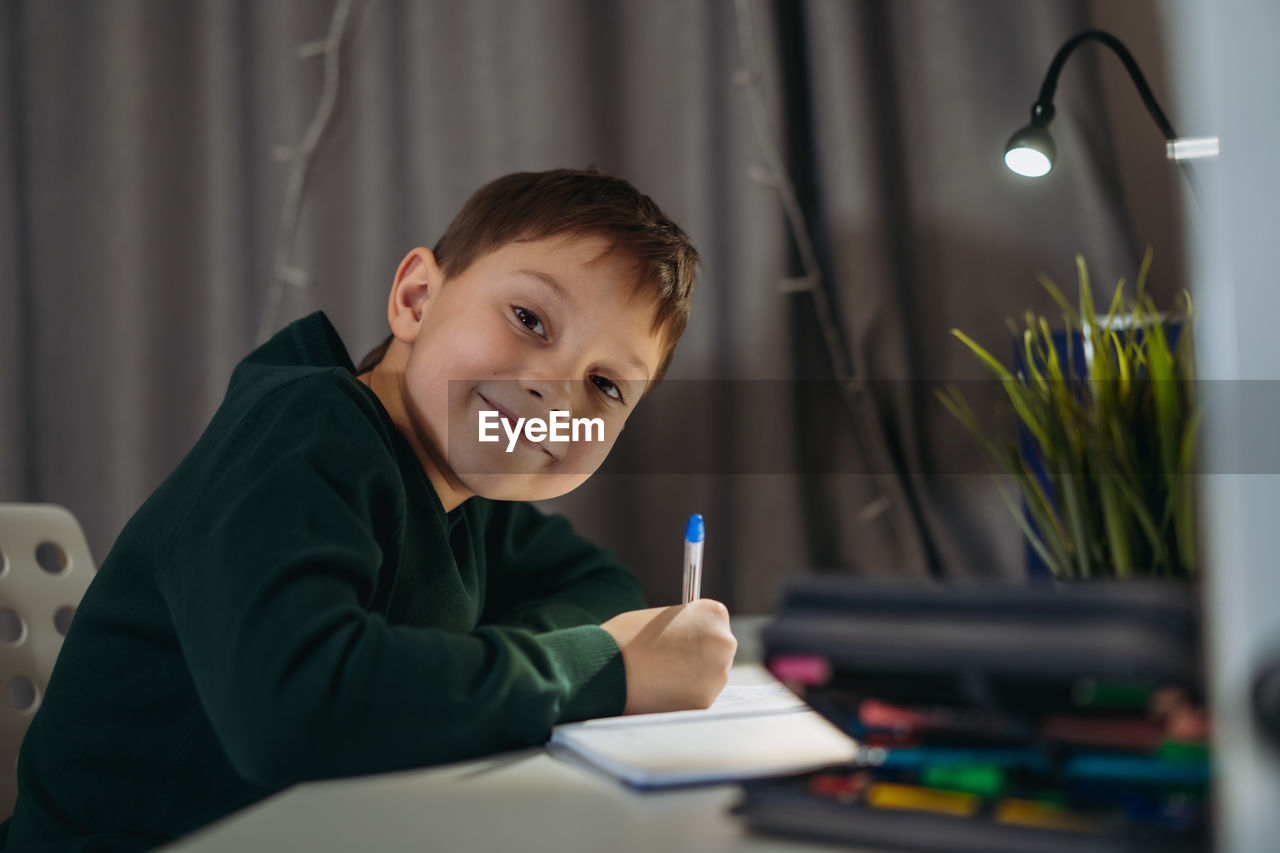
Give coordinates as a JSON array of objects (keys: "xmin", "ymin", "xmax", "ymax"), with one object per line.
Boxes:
[{"xmin": 600, "ymin": 600, "xmax": 738, "ymax": 715}]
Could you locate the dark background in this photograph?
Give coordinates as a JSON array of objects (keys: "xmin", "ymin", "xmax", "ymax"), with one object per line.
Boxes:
[{"xmin": 1, "ymin": 0, "xmax": 1189, "ymax": 612}]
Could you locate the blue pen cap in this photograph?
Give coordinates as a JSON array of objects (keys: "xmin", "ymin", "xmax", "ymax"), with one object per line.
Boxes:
[{"xmin": 685, "ymin": 513, "xmax": 705, "ymax": 543}]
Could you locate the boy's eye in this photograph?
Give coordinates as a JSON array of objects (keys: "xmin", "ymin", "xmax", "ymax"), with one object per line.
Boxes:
[
  {"xmin": 512, "ymin": 306, "xmax": 546, "ymax": 337},
  {"xmin": 591, "ymin": 374, "xmax": 624, "ymax": 403}
]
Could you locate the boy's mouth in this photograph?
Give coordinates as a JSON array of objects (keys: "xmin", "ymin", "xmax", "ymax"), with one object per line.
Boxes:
[{"xmin": 476, "ymin": 393, "xmax": 557, "ymax": 461}]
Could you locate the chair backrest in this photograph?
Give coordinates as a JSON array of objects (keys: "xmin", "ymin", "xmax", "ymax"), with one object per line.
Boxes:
[{"xmin": 0, "ymin": 504, "xmax": 96, "ymax": 818}]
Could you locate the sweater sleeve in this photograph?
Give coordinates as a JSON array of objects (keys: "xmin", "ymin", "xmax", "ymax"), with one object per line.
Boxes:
[
  {"xmin": 156, "ymin": 377, "xmax": 627, "ymax": 790},
  {"xmin": 479, "ymin": 501, "xmax": 648, "ymax": 634}
]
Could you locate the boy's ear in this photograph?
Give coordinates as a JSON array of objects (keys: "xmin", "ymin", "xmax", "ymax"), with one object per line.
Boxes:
[{"xmin": 387, "ymin": 247, "xmax": 444, "ymax": 342}]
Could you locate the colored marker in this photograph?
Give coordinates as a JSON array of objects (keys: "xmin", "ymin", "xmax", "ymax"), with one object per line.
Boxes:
[
  {"xmin": 994, "ymin": 799, "xmax": 1102, "ymax": 834},
  {"xmin": 767, "ymin": 655, "xmax": 832, "ymax": 687},
  {"xmin": 809, "ymin": 771, "xmax": 870, "ymax": 802},
  {"xmin": 920, "ymin": 764, "xmax": 1008, "ymax": 798},
  {"xmin": 866, "ymin": 782, "xmax": 980, "ymax": 817},
  {"xmin": 1064, "ymin": 754, "xmax": 1211, "ymax": 786},
  {"xmin": 1071, "ymin": 677, "xmax": 1157, "ymax": 711},
  {"xmin": 856, "ymin": 698, "xmax": 1032, "ymax": 742},
  {"xmin": 1041, "ymin": 714, "xmax": 1167, "ymax": 752},
  {"xmin": 683, "ymin": 513, "xmax": 704, "ymax": 603},
  {"xmin": 856, "ymin": 746, "xmax": 1051, "ymax": 773}
]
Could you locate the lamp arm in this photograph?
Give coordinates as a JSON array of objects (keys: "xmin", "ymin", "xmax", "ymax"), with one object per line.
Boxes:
[{"xmin": 1032, "ymin": 28, "xmax": 1178, "ymax": 141}]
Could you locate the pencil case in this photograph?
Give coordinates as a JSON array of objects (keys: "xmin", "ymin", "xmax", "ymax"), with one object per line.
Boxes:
[
  {"xmin": 734, "ymin": 764, "xmax": 1207, "ymax": 853},
  {"xmin": 761, "ymin": 576, "xmax": 1201, "ymax": 711},
  {"xmin": 735, "ymin": 577, "xmax": 1208, "ymax": 852}
]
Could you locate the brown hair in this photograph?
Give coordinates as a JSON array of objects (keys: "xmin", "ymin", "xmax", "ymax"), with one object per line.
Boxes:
[{"xmin": 356, "ymin": 168, "xmax": 698, "ymax": 386}]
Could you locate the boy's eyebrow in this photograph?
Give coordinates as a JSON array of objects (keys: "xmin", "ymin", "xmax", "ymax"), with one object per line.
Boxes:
[
  {"xmin": 514, "ymin": 268, "xmax": 571, "ymax": 302},
  {"xmin": 514, "ymin": 267, "xmax": 652, "ymax": 383},
  {"xmin": 618, "ymin": 353, "xmax": 651, "ymax": 384}
]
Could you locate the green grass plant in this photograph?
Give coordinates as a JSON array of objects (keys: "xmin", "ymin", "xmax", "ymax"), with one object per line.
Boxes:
[{"xmin": 938, "ymin": 251, "xmax": 1197, "ymax": 578}]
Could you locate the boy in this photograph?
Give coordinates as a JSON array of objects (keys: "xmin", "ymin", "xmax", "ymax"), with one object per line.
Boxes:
[{"xmin": 3, "ymin": 169, "xmax": 736, "ymax": 850}]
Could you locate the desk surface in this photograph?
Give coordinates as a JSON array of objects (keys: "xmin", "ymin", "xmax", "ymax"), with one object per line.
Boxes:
[
  {"xmin": 165, "ymin": 741, "xmax": 821, "ymax": 853},
  {"xmin": 164, "ymin": 620, "xmax": 857, "ymax": 853}
]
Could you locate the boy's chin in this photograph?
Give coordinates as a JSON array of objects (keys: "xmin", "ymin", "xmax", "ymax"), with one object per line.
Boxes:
[{"xmin": 461, "ymin": 471, "xmax": 592, "ymax": 503}]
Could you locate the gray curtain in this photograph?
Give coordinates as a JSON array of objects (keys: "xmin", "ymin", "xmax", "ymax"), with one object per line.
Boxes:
[{"xmin": 1, "ymin": 0, "xmax": 1185, "ymax": 614}]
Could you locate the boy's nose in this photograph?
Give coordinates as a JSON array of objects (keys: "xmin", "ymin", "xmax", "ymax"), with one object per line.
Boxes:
[{"xmin": 520, "ymin": 376, "xmax": 573, "ymax": 411}]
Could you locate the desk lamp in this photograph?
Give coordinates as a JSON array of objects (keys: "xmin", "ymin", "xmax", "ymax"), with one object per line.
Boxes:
[{"xmin": 1003, "ymin": 28, "xmax": 1218, "ymax": 178}]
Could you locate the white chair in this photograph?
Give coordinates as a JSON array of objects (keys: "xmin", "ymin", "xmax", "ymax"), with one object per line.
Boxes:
[{"xmin": 0, "ymin": 504, "xmax": 96, "ymax": 819}]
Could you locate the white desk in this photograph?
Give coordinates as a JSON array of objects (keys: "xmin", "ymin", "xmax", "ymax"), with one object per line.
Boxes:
[{"xmin": 165, "ymin": 619, "xmax": 856, "ymax": 852}]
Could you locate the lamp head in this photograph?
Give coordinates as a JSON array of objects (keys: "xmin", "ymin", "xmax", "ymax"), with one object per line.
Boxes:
[
  {"xmin": 1002, "ymin": 30, "xmax": 1180, "ymax": 180},
  {"xmin": 1004, "ymin": 122, "xmax": 1056, "ymax": 177}
]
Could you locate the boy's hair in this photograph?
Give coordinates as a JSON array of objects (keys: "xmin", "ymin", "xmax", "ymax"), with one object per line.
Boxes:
[{"xmin": 356, "ymin": 168, "xmax": 698, "ymax": 387}]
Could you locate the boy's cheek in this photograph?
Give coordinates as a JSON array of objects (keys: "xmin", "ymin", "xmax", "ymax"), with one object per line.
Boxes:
[{"xmin": 547, "ymin": 439, "xmax": 613, "ymax": 485}]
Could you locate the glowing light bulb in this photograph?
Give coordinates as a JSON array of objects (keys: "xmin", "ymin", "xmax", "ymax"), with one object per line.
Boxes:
[{"xmin": 1005, "ymin": 146, "xmax": 1053, "ymax": 177}]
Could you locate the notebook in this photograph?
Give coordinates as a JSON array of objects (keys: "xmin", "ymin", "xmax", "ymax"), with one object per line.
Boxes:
[{"xmin": 548, "ymin": 682, "xmax": 859, "ymax": 789}]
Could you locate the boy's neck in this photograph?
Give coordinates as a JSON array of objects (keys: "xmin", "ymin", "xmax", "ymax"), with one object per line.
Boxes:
[{"xmin": 356, "ymin": 356, "xmax": 472, "ymax": 513}]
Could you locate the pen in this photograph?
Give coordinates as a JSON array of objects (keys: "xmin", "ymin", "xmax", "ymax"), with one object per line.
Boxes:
[{"xmin": 683, "ymin": 513, "xmax": 704, "ymax": 603}]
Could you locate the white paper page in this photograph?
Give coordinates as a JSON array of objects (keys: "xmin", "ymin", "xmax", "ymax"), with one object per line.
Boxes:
[{"xmin": 565, "ymin": 683, "xmax": 806, "ymax": 730}]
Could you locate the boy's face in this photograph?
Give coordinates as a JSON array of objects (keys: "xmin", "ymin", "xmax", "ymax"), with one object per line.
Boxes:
[{"xmin": 383, "ymin": 234, "xmax": 666, "ymax": 507}]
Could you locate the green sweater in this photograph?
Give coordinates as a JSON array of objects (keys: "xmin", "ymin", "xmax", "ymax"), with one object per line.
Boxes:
[{"xmin": 5, "ymin": 313, "xmax": 643, "ymax": 851}]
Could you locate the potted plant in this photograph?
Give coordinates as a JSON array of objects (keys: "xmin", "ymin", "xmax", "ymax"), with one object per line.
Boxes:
[{"xmin": 938, "ymin": 251, "xmax": 1198, "ymax": 579}]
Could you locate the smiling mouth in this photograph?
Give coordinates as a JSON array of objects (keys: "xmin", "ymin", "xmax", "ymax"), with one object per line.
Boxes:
[{"xmin": 477, "ymin": 393, "xmax": 557, "ymax": 460}]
